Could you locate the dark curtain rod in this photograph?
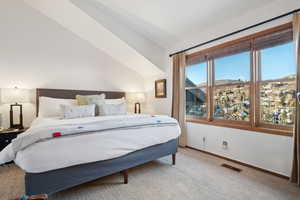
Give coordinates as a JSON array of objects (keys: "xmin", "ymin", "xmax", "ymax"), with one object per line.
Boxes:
[{"xmin": 169, "ymin": 8, "xmax": 300, "ymax": 57}]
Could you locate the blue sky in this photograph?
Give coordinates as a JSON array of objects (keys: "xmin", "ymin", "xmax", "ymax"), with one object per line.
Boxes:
[
  {"xmin": 186, "ymin": 42, "xmax": 295, "ymax": 85},
  {"xmin": 261, "ymin": 42, "xmax": 296, "ymax": 80}
]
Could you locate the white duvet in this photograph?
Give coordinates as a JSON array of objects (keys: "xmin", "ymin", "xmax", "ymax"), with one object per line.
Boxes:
[{"xmin": 1, "ymin": 114, "xmax": 180, "ymax": 173}]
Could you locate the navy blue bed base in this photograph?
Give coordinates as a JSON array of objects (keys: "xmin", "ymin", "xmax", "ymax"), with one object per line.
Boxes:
[{"xmin": 25, "ymin": 139, "xmax": 178, "ymax": 196}]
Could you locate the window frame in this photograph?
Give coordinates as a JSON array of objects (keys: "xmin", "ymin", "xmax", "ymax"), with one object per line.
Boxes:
[
  {"xmin": 255, "ymin": 49, "xmax": 295, "ymax": 132},
  {"xmin": 185, "ymin": 23, "xmax": 294, "ymax": 136},
  {"xmin": 212, "ymin": 52, "xmax": 252, "ymax": 123},
  {"xmin": 185, "ymin": 62, "xmax": 208, "ymax": 120}
]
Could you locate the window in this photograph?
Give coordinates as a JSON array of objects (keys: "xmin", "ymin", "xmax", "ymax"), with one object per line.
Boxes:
[
  {"xmin": 259, "ymin": 42, "xmax": 296, "ymax": 126},
  {"xmin": 185, "ymin": 23, "xmax": 295, "ymax": 136},
  {"xmin": 214, "ymin": 52, "xmax": 251, "ymax": 121},
  {"xmin": 185, "ymin": 63, "xmax": 207, "ymax": 118}
]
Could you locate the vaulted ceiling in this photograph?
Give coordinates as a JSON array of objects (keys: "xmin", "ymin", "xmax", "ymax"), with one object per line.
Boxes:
[
  {"xmin": 25, "ymin": 0, "xmax": 166, "ymax": 78},
  {"xmin": 93, "ymin": 0, "xmax": 276, "ymax": 49},
  {"xmin": 24, "ymin": 0, "xmax": 300, "ymax": 78}
]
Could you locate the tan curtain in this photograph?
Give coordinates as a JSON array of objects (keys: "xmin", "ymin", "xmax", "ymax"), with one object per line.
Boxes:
[
  {"xmin": 172, "ymin": 53, "xmax": 187, "ymax": 147},
  {"xmin": 291, "ymin": 12, "xmax": 300, "ymax": 186}
]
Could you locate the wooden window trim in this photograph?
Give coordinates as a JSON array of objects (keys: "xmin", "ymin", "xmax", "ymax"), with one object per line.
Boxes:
[
  {"xmin": 185, "ymin": 23, "xmax": 294, "ymax": 137},
  {"xmin": 208, "ymin": 60, "xmax": 214, "ymax": 121},
  {"xmin": 187, "ymin": 23, "xmax": 292, "ymax": 60},
  {"xmin": 211, "ymin": 52, "xmax": 252, "ymax": 125},
  {"xmin": 256, "ymin": 50, "xmax": 295, "ymax": 132},
  {"xmin": 250, "ymin": 50, "xmax": 256, "ymax": 128}
]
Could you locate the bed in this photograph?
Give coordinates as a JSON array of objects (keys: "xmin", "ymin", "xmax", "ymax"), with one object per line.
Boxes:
[{"xmin": 6, "ymin": 88, "xmax": 180, "ymax": 196}]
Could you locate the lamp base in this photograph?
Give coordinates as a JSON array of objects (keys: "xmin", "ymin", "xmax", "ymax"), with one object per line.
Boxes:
[
  {"xmin": 134, "ymin": 103, "xmax": 141, "ymax": 114},
  {"xmin": 10, "ymin": 103, "xmax": 24, "ymax": 130}
]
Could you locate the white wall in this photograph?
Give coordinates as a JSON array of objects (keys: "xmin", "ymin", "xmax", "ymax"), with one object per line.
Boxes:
[
  {"xmin": 187, "ymin": 123, "xmax": 293, "ymax": 176},
  {"xmin": 143, "ymin": 58, "xmax": 173, "ymax": 115},
  {"xmin": 0, "ymin": 0, "xmax": 145, "ymax": 128},
  {"xmin": 148, "ymin": 1, "xmax": 299, "ymax": 176}
]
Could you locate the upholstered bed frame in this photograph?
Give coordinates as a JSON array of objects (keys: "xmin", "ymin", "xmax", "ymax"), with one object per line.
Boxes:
[
  {"xmin": 35, "ymin": 88, "xmax": 126, "ymax": 117},
  {"xmin": 25, "ymin": 88, "xmax": 178, "ymax": 196}
]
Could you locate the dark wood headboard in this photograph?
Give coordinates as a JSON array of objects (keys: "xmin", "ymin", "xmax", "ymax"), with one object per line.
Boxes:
[{"xmin": 36, "ymin": 88, "xmax": 125, "ymax": 117}]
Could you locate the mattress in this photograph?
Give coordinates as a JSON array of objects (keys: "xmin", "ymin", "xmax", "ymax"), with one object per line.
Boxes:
[{"xmin": 14, "ymin": 115, "xmax": 180, "ymax": 173}]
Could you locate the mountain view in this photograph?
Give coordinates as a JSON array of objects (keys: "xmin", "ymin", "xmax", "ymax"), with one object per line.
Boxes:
[
  {"xmin": 186, "ymin": 74, "xmax": 296, "ymax": 125},
  {"xmin": 185, "ymin": 42, "xmax": 296, "ymax": 124}
]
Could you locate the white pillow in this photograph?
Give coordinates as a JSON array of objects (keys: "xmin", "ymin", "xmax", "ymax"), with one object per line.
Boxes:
[
  {"xmin": 60, "ymin": 104, "xmax": 95, "ymax": 119},
  {"xmin": 38, "ymin": 97, "xmax": 77, "ymax": 118},
  {"xmin": 86, "ymin": 98, "xmax": 105, "ymax": 116},
  {"xmin": 99, "ymin": 103, "xmax": 127, "ymax": 116},
  {"xmin": 105, "ymin": 97, "xmax": 125, "ymax": 104}
]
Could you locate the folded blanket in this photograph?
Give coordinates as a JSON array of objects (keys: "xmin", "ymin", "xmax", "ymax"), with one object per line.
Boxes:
[{"xmin": 0, "ymin": 115, "xmax": 178, "ymax": 164}]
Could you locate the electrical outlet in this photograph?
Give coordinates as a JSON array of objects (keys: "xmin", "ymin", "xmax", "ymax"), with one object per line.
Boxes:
[{"xmin": 222, "ymin": 141, "xmax": 228, "ymax": 149}]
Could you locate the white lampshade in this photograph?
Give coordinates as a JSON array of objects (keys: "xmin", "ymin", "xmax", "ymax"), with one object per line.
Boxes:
[
  {"xmin": 1, "ymin": 87, "xmax": 30, "ymax": 104},
  {"xmin": 126, "ymin": 92, "xmax": 146, "ymax": 103}
]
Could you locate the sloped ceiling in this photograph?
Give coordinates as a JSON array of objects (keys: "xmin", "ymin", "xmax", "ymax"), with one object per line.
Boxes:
[
  {"xmin": 24, "ymin": 0, "xmax": 165, "ymax": 78},
  {"xmin": 70, "ymin": 0, "xmax": 168, "ymax": 72},
  {"xmin": 93, "ymin": 0, "xmax": 277, "ymax": 49},
  {"xmin": 24, "ymin": 0, "xmax": 300, "ymax": 76}
]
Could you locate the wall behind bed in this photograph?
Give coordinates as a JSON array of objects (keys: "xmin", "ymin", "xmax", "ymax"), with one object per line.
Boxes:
[{"xmin": 0, "ymin": 1, "xmax": 145, "ymax": 128}]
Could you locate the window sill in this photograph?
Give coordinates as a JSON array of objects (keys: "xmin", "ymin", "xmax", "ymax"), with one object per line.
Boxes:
[{"xmin": 186, "ymin": 118, "xmax": 293, "ymax": 137}]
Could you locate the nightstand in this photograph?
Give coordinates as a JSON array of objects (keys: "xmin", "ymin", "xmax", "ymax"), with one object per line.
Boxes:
[{"xmin": 0, "ymin": 128, "xmax": 28, "ymax": 152}]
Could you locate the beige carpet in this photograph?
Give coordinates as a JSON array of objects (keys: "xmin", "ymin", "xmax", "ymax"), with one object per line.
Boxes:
[{"xmin": 1, "ymin": 148, "xmax": 300, "ymax": 200}]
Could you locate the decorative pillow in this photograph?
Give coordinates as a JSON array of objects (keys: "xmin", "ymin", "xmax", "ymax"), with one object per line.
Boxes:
[
  {"xmin": 39, "ymin": 97, "xmax": 77, "ymax": 118},
  {"xmin": 105, "ymin": 97, "xmax": 125, "ymax": 104},
  {"xmin": 60, "ymin": 104, "xmax": 95, "ymax": 119},
  {"xmin": 86, "ymin": 98, "xmax": 105, "ymax": 116},
  {"xmin": 99, "ymin": 103, "xmax": 127, "ymax": 116},
  {"xmin": 76, "ymin": 94, "xmax": 105, "ymax": 105}
]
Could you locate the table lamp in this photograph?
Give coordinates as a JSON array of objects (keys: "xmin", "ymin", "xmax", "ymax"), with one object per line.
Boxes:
[
  {"xmin": 126, "ymin": 92, "xmax": 146, "ymax": 114},
  {"xmin": 1, "ymin": 87, "xmax": 30, "ymax": 130},
  {"xmin": 0, "ymin": 113, "xmax": 3, "ymax": 131}
]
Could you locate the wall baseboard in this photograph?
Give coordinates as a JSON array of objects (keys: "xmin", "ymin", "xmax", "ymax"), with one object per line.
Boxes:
[{"xmin": 186, "ymin": 146, "xmax": 290, "ymax": 180}]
